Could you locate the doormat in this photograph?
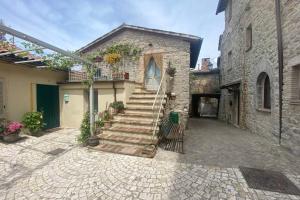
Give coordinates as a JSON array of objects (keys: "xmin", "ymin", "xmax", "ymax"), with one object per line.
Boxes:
[
  {"xmin": 47, "ymin": 148, "xmax": 65, "ymax": 156},
  {"xmin": 239, "ymin": 166, "xmax": 300, "ymax": 195}
]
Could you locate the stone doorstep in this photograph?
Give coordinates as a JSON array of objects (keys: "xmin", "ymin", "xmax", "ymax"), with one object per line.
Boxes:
[
  {"xmin": 93, "ymin": 143, "xmax": 156, "ymax": 158},
  {"xmin": 99, "ymin": 133, "xmax": 158, "ymax": 145}
]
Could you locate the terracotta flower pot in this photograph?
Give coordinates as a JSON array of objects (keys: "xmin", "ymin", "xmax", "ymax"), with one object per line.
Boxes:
[{"xmin": 3, "ymin": 132, "xmax": 20, "ymax": 143}]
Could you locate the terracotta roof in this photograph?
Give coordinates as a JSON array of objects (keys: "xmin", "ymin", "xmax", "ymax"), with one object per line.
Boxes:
[
  {"xmin": 216, "ymin": 0, "xmax": 228, "ymax": 14},
  {"xmin": 78, "ymin": 23, "xmax": 203, "ymax": 68}
]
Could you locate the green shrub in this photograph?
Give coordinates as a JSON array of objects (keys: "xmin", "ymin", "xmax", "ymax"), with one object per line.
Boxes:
[
  {"xmin": 110, "ymin": 101, "xmax": 124, "ymax": 112},
  {"xmin": 77, "ymin": 111, "xmax": 90, "ymax": 144},
  {"xmin": 95, "ymin": 120, "xmax": 104, "ymax": 129},
  {"xmin": 102, "ymin": 110, "xmax": 111, "ymax": 121},
  {"xmin": 22, "ymin": 112, "xmax": 45, "ymax": 134}
]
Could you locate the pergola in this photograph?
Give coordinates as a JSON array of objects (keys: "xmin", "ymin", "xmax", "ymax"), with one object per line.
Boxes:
[{"xmin": 0, "ymin": 24, "xmax": 98, "ymax": 144}]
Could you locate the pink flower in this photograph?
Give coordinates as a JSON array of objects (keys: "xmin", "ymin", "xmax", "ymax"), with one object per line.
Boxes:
[{"xmin": 4, "ymin": 122, "xmax": 23, "ymax": 135}]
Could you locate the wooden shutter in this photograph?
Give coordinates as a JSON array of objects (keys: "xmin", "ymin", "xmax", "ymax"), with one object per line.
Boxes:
[{"xmin": 0, "ymin": 80, "xmax": 3, "ymax": 116}]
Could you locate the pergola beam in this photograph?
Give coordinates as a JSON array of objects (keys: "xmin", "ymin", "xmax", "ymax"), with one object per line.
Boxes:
[
  {"xmin": 0, "ymin": 48, "xmax": 45, "ymax": 56},
  {"xmin": 0, "ymin": 24, "xmax": 92, "ymax": 65},
  {"xmin": 14, "ymin": 59, "xmax": 45, "ymax": 64}
]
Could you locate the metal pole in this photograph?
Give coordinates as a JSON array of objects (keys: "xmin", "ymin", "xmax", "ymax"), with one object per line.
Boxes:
[
  {"xmin": 275, "ymin": 0, "xmax": 283, "ymax": 145},
  {"xmin": 89, "ymin": 81, "xmax": 94, "ymax": 136}
]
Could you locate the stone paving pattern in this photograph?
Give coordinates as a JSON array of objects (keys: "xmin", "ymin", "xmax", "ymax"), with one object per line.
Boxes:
[{"xmin": 0, "ymin": 121, "xmax": 299, "ymax": 199}]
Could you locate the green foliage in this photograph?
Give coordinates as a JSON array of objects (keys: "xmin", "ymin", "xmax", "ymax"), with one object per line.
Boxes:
[
  {"xmin": 44, "ymin": 53, "xmax": 76, "ymax": 71},
  {"xmin": 85, "ymin": 43, "xmax": 142, "ymax": 64},
  {"xmin": 22, "ymin": 112, "xmax": 45, "ymax": 134},
  {"xmin": 95, "ymin": 120, "xmax": 104, "ymax": 129},
  {"xmin": 110, "ymin": 101, "xmax": 124, "ymax": 112},
  {"xmin": 102, "ymin": 110, "xmax": 111, "ymax": 121},
  {"xmin": 0, "ymin": 124, "xmax": 4, "ymax": 134},
  {"xmin": 77, "ymin": 112, "xmax": 90, "ymax": 144}
]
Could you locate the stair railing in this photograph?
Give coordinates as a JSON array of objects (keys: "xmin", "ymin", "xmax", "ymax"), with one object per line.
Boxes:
[{"xmin": 151, "ymin": 68, "xmax": 167, "ymax": 142}]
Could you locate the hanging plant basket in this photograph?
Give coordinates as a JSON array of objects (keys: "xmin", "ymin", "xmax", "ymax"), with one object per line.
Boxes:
[{"xmin": 166, "ymin": 67, "xmax": 176, "ymax": 77}]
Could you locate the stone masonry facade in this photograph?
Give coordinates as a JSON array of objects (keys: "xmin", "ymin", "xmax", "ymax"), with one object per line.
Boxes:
[
  {"xmin": 218, "ymin": 0, "xmax": 300, "ymax": 155},
  {"xmin": 82, "ymin": 29, "xmax": 191, "ymax": 125}
]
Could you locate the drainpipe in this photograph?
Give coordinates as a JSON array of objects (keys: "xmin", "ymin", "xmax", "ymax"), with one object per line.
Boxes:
[{"xmin": 275, "ymin": 0, "xmax": 283, "ymax": 145}]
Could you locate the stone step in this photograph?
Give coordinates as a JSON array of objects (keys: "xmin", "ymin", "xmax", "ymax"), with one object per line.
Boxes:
[
  {"xmin": 103, "ymin": 129, "xmax": 153, "ymax": 140},
  {"xmin": 99, "ymin": 133, "xmax": 158, "ymax": 147},
  {"xmin": 93, "ymin": 143, "xmax": 156, "ymax": 158},
  {"xmin": 108, "ymin": 126, "xmax": 158, "ymax": 135},
  {"xmin": 125, "ymin": 109, "xmax": 153, "ymax": 115},
  {"xmin": 132, "ymin": 91, "xmax": 157, "ymax": 95},
  {"xmin": 126, "ymin": 104, "xmax": 153, "ymax": 110},
  {"xmin": 112, "ymin": 119, "xmax": 154, "ymax": 126},
  {"xmin": 111, "ymin": 122, "xmax": 157, "ymax": 130},
  {"xmin": 122, "ymin": 110, "xmax": 164, "ymax": 117},
  {"xmin": 127, "ymin": 101, "xmax": 166, "ymax": 105},
  {"xmin": 114, "ymin": 113, "xmax": 157, "ymax": 121}
]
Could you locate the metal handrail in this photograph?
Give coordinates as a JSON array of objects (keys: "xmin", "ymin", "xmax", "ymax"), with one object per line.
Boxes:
[{"xmin": 151, "ymin": 69, "xmax": 167, "ymax": 141}]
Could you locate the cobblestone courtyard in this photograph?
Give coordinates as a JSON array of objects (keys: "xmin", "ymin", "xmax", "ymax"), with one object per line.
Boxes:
[{"xmin": 0, "ymin": 119, "xmax": 299, "ymax": 200}]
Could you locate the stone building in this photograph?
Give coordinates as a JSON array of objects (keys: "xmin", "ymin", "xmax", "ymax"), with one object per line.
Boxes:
[
  {"xmin": 190, "ymin": 58, "xmax": 220, "ymax": 118},
  {"xmin": 216, "ymin": 0, "xmax": 300, "ymax": 155}
]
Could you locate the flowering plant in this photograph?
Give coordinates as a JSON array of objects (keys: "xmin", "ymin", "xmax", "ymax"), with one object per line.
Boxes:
[{"xmin": 3, "ymin": 122, "xmax": 23, "ymax": 135}]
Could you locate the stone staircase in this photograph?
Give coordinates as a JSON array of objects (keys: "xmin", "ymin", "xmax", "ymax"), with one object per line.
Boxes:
[{"xmin": 95, "ymin": 85, "xmax": 166, "ymax": 158}]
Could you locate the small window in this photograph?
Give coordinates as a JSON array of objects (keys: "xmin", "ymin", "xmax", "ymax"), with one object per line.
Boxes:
[
  {"xmin": 246, "ymin": 24, "xmax": 252, "ymax": 51},
  {"xmin": 228, "ymin": 0, "xmax": 232, "ymax": 22},
  {"xmin": 257, "ymin": 72, "xmax": 271, "ymax": 110},
  {"xmin": 228, "ymin": 51, "xmax": 232, "ymax": 70},
  {"xmin": 263, "ymin": 76, "xmax": 271, "ymax": 109},
  {"xmin": 291, "ymin": 65, "xmax": 300, "ymax": 100}
]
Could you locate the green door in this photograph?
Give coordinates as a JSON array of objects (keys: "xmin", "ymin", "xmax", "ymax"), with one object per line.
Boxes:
[{"xmin": 36, "ymin": 84, "xmax": 60, "ymax": 129}]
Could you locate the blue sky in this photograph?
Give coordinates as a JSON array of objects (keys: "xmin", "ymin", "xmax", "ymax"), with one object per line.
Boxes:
[{"xmin": 0, "ymin": 0, "xmax": 224, "ymax": 68}]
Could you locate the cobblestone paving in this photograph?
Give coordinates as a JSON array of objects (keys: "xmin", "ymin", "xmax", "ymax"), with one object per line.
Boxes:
[{"xmin": 0, "ymin": 129, "xmax": 299, "ymax": 200}]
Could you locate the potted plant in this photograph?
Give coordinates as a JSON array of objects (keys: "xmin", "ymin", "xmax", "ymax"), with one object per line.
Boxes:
[
  {"xmin": 2, "ymin": 121, "xmax": 23, "ymax": 142},
  {"xmin": 22, "ymin": 112, "xmax": 45, "ymax": 136},
  {"xmin": 100, "ymin": 110, "xmax": 112, "ymax": 129},
  {"xmin": 110, "ymin": 101, "xmax": 125, "ymax": 114},
  {"xmin": 95, "ymin": 119, "xmax": 104, "ymax": 134},
  {"xmin": 166, "ymin": 66, "xmax": 176, "ymax": 77}
]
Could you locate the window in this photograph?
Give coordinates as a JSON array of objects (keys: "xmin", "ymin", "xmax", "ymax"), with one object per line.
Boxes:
[
  {"xmin": 228, "ymin": 0, "xmax": 232, "ymax": 22},
  {"xmin": 291, "ymin": 65, "xmax": 300, "ymax": 101},
  {"xmin": 228, "ymin": 51, "xmax": 232, "ymax": 70},
  {"xmin": 263, "ymin": 76, "xmax": 271, "ymax": 109},
  {"xmin": 257, "ymin": 72, "xmax": 271, "ymax": 110},
  {"xmin": 246, "ymin": 24, "xmax": 252, "ymax": 51}
]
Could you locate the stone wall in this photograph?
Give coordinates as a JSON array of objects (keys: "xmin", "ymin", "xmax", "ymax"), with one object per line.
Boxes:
[
  {"xmin": 190, "ymin": 70, "xmax": 220, "ymax": 95},
  {"xmin": 281, "ymin": 0, "xmax": 300, "ymax": 154},
  {"xmin": 219, "ymin": 0, "xmax": 300, "ymax": 155},
  {"xmin": 81, "ymin": 29, "xmax": 191, "ymax": 125}
]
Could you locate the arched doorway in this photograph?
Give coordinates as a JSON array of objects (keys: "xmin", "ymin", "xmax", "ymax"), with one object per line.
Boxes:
[{"xmin": 144, "ymin": 57, "xmax": 161, "ymax": 90}]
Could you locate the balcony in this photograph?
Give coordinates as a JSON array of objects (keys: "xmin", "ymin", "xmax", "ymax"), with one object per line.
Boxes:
[{"xmin": 68, "ymin": 68, "xmax": 129, "ymax": 82}]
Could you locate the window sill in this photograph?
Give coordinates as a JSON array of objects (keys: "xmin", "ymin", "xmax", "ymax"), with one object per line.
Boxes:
[
  {"xmin": 290, "ymin": 100, "xmax": 300, "ymax": 105},
  {"xmin": 256, "ymin": 108, "xmax": 271, "ymax": 113}
]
